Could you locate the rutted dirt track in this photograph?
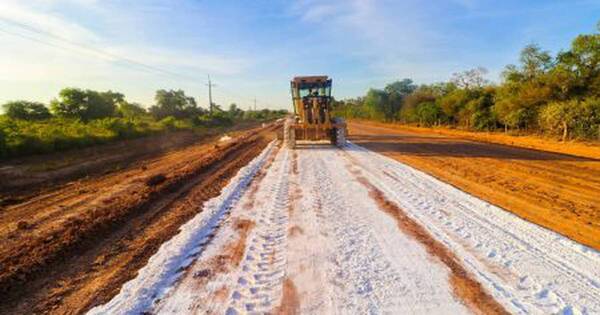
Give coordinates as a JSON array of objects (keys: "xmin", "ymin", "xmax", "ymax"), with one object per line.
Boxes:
[
  {"xmin": 91, "ymin": 141, "xmax": 600, "ymax": 314},
  {"xmin": 0, "ymin": 123, "xmax": 279, "ymax": 315},
  {"xmin": 0, "ymin": 125, "xmax": 257, "ymax": 207},
  {"xmin": 349, "ymin": 121, "xmax": 600, "ymax": 251}
]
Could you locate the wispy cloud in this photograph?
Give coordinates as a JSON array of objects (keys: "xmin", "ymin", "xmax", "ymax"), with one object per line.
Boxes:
[
  {"xmin": 0, "ymin": 0, "xmax": 252, "ymax": 104},
  {"xmin": 1, "ymin": 1, "xmax": 598, "ymax": 107},
  {"xmin": 290, "ymin": 0, "xmax": 443, "ymax": 79},
  {"xmin": 0, "ymin": 0, "xmax": 99, "ymax": 42}
]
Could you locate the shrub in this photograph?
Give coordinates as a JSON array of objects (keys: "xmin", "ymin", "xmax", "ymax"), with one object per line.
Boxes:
[
  {"xmin": 414, "ymin": 102, "xmax": 443, "ymax": 126},
  {"xmin": 0, "ymin": 100, "xmax": 285, "ymax": 159},
  {"xmin": 3, "ymin": 101, "xmax": 51, "ymax": 120},
  {"xmin": 539, "ymin": 98, "xmax": 600, "ymax": 140},
  {"xmin": 159, "ymin": 116, "xmax": 179, "ymax": 131},
  {"xmin": 0, "ymin": 124, "xmax": 6, "ymax": 158}
]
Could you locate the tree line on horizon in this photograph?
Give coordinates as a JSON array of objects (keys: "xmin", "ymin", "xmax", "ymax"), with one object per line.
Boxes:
[
  {"xmin": 333, "ymin": 23, "xmax": 600, "ymax": 141},
  {"xmin": 0, "ymin": 88, "xmax": 287, "ymax": 158}
]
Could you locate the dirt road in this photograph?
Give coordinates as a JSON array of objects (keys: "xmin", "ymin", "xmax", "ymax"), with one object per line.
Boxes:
[
  {"xmin": 3, "ymin": 120, "xmax": 599, "ymax": 314},
  {"xmin": 90, "ymin": 142, "xmax": 600, "ymax": 314},
  {"xmin": 0, "ymin": 123, "xmax": 278, "ymax": 315},
  {"xmin": 349, "ymin": 121, "xmax": 600, "ymax": 251}
]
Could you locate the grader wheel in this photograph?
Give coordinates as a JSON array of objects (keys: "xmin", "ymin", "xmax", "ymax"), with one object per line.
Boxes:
[
  {"xmin": 331, "ymin": 118, "xmax": 347, "ymax": 147},
  {"xmin": 283, "ymin": 118, "xmax": 296, "ymax": 149}
]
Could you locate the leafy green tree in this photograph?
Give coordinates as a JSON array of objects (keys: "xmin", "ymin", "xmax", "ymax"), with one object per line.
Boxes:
[
  {"xmin": 466, "ymin": 87, "xmax": 497, "ymax": 130},
  {"xmin": 87, "ymin": 90, "xmax": 122, "ymax": 120},
  {"xmin": 118, "ymin": 102, "xmax": 147, "ymax": 118},
  {"xmin": 50, "ymin": 88, "xmax": 87, "ymax": 119},
  {"xmin": 555, "ymin": 29, "xmax": 600, "ymax": 98},
  {"xmin": 384, "ymin": 79, "xmax": 417, "ymax": 95},
  {"xmin": 539, "ymin": 100, "xmax": 579, "ymax": 140},
  {"xmin": 3, "ymin": 101, "xmax": 51, "ymax": 120},
  {"xmin": 414, "ymin": 102, "xmax": 443, "ymax": 126},
  {"xmin": 438, "ymin": 89, "xmax": 471, "ymax": 124},
  {"xmin": 228, "ymin": 103, "xmax": 243, "ymax": 119},
  {"xmin": 150, "ymin": 89, "xmax": 202, "ymax": 119},
  {"xmin": 494, "ymin": 44, "xmax": 557, "ymax": 130},
  {"xmin": 50, "ymin": 88, "xmax": 119, "ymax": 121},
  {"xmin": 363, "ymin": 89, "xmax": 390, "ymax": 121},
  {"xmin": 519, "ymin": 44, "xmax": 554, "ymax": 80},
  {"xmin": 401, "ymin": 88, "xmax": 437, "ymax": 122},
  {"xmin": 540, "ymin": 98, "xmax": 600, "ymax": 140},
  {"xmin": 384, "ymin": 79, "xmax": 417, "ymax": 120}
]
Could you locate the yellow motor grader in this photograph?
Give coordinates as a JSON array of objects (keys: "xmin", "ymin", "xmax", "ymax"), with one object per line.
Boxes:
[{"xmin": 283, "ymin": 75, "xmax": 347, "ymax": 149}]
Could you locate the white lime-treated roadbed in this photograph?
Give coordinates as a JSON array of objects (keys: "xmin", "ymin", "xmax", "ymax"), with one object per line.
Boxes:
[{"xmin": 89, "ymin": 142, "xmax": 600, "ymax": 315}]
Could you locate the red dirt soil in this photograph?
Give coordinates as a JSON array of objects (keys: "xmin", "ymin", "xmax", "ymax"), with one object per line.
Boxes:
[
  {"xmin": 0, "ymin": 123, "xmax": 258, "ymax": 207},
  {"xmin": 0, "ymin": 123, "xmax": 279, "ymax": 315},
  {"xmin": 352, "ymin": 119, "xmax": 600, "ymax": 160},
  {"xmin": 273, "ymin": 278, "xmax": 301, "ymax": 315},
  {"xmin": 349, "ymin": 121, "xmax": 600, "ymax": 251}
]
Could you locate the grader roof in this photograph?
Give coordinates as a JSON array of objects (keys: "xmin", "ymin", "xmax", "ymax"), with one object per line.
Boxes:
[{"xmin": 291, "ymin": 76, "xmax": 331, "ymax": 88}]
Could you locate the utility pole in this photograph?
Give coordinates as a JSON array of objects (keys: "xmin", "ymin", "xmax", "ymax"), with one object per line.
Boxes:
[
  {"xmin": 253, "ymin": 97, "xmax": 257, "ymax": 111},
  {"xmin": 206, "ymin": 75, "xmax": 216, "ymax": 114}
]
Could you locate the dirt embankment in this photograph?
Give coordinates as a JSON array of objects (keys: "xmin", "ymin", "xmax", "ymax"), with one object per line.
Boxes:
[
  {"xmin": 349, "ymin": 121, "xmax": 600, "ymax": 251},
  {"xmin": 0, "ymin": 123, "xmax": 279, "ymax": 315},
  {"xmin": 352, "ymin": 120, "xmax": 600, "ymax": 160},
  {"xmin": 0, "ymin": 123, "xmax": 260, "ymax": 207}
]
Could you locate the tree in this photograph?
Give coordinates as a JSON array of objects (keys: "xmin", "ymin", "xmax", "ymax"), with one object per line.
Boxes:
[
  {"xmin": 556, "ymin": 30, "xmax": 600, "ymax": 98},
  {"xmin": 384, "ymin": 79, "xmax": 417, "ymax": 96},
  {"xmin": 86, "ymin": 90, "xmax": 121, "ymax": 120},
  {"xmin": 363, "ymin": 89, "xmax": 390, "ymax": 121},
  {"xmin": 438, "ymin": 89, "xmax": 472, "ymax": 124},
  {"xmin": 519, "ymin": 43, "xmax": 553, "ymax": 80},
  {"xmin": 228, "ymin": 103, "xmax": 243, "ymax": 119},
  {"xmin": 451, "ymin": 67, "xmax": 489, "ymax": 89},
  {"xmin": 414, "ymin": 102, "xmax": 443, "ymax": 126},
  {"xmin": 149, "ymin": 89, "xmax": 202, "ymax": 119},
  {"xmin": 540, "ymin": 98, "xmax": 600, "ymax": 140},
  {"xmin": 50, "ymin": 88, "xmax": 87, "ymax": 119},
  {"xmin": 3, "ymin": 101, "xmax": 51, "ymax": 120},
  {"xmin": 401, "ymin": 87, "xmax": 437, "ymax": 122},
  {"xmin": 384, "ymin": 79, "xmax": 417, "ymax": 120},
  {"xmin": 539, "ymin": 100, "xmax": 579, "ymax": 140},
  {"xmin": 118, "ymin": 102, "xmax": 147, "ymax": 118},
  {"xmin": 494, "ymin": 44, "xmax": 558, "ymax": 130},
  {"xmin": 466, "ymin": 87, "xmax": 497, "ymax": 130},
  {"xmin": 50, "ymin": 88, "xmax": 119, "ymax": 121}
]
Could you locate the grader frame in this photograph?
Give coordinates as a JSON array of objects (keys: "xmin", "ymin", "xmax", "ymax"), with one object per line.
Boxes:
[{"xmin": 284, "ymin": 76, "xmax": 346, "ymax": 148}]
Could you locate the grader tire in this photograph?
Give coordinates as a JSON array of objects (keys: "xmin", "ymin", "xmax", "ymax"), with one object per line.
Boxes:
[
  {"xmin": 283, "ymin": 118, "xmax": 296, "ymax": 149},
  {"xmin": 332, "ymin": 118, "xmax": 347, "ymax": 147}
]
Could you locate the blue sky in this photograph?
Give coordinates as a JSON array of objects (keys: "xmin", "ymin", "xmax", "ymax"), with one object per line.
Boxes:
[{"xmin": 0, "ymin": 0, "xmax": 598, "ymax": 110}]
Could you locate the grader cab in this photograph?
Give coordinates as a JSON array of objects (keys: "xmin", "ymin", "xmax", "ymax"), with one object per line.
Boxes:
[{"xmin": 283, "ymin": 76, "xmax": 347, "ymax": 149}]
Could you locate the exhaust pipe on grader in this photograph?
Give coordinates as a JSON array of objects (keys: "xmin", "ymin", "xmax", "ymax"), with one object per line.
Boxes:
[{"xmin": 284, "ymin": 76, "xmax": 347, "ymax": 149}]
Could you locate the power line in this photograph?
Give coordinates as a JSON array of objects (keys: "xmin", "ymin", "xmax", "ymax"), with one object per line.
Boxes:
[
  {"xmin": 0, "ymin": 18, "xmax": 279, "ymax": 108},
  {"xmin": 0, "ymin": 17, "xmax": 196, "ymax": 81}
]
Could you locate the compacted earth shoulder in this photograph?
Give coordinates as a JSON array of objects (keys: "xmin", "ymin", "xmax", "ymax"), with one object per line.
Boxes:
[{"xmin": 0, "ymin": 123, "xmax": 279, "ymax": 315}]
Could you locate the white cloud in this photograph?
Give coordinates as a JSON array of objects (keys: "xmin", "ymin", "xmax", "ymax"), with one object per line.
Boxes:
[
  {"xmin": 0, "ymin": 0, "xmax": 253, "ymax": 105},
  {"xmin": 290, "ymin": 0, "xmax": 441, "ymax": 78},
  {"xmin": 0, "ymin": 0, "xmax": 99, "ymax": 42}
]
